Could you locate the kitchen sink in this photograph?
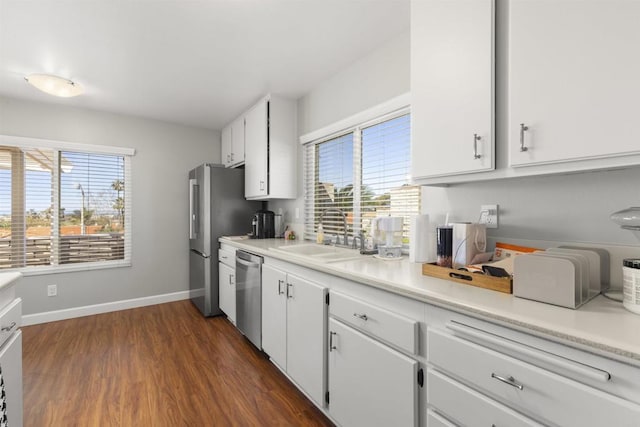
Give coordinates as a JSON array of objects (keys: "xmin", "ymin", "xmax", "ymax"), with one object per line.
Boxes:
[{"xmin": 270, "ymin": 243, "xmax": 365, "ymax": 263}]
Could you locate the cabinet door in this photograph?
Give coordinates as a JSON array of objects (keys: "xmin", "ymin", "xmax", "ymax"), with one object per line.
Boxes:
[
  {"xmin": 218, "ymin": 262, "xmax": 236, "ymax": 324},
  {"xmin": 509, "ymin": 0, "xmax": 640, "ymax": 167},
  {"xmin": 230, "ymin": 117, "xmax": 245, "ymax": 166},
  {"xmin": 221, "ymin": 124, "xmax": 232, "ymax": 167},
  {"xmin": 411, "ymin": 0, "xmax": 494, "ymax": 179},
  {"xmin": 0, "ymin": 331, "xmax": 23, "ymax": 427},
  {"xmin": 328, "ymin": 318, "xmax": 418, "ymax": 427},
  {"xmin": 286, "ymin": 274, "xmax": 327, "ymax": 406},
  {"xmin": 244, "ymin": 99, "xmax": 268, "ymax": 198},
  {"xmin": 261, "ymin": 264, "xmax": 287, "ymax": 369}
]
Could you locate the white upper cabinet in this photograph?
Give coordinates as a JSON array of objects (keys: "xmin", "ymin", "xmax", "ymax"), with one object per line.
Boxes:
[
  {"xmin": 411, "ymin": 0, "xmax": 495, "ymax": 180},
  {"xmin": 244, "ymin": 99, "xmax": 269, "ymax": 198},
  {"xmin": 221, "ymin": 124, "xmax": 232, "ymax": 167},
  {"xmin": 244, "ymin": 95, "xmax": 297, "ymax": 200},
  {"xmin": 221, "ymin": 117, "xmax": 245, "ymax": 168},
  {"xmin": 230, "ymin": 116, "xmax": 245, "ymax": 167},
  {"xmin": 509, "ymin": 0, "xmax": 640, "ymax": 168}
]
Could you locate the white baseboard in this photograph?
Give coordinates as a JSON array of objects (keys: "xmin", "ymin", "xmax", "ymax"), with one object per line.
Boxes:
[{"xmin": 21, "ymin": 290, "xmax": 191, "ymax": 326}]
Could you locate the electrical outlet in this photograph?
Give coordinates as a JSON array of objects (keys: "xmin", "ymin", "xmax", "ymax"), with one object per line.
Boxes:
[
  {"xmin": 47, "ymin": 284, "xmax": 57, "ymax": 297},
  {"xmin": 479, "ymin": 204, "xmax": 499, "ymax": 229}
]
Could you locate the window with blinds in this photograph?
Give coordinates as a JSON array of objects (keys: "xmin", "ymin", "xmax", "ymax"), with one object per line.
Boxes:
[
  {"xmin": 0, "ymin": 141, "xmax": 132, "ymax": 272},
  {"xmin": 304, "ymin": 110, "xmax": 420, "ymax": 246}
]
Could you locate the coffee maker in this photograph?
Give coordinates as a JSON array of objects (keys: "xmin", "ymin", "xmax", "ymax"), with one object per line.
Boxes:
[{"xmin": 251, "ymin": 209, "xmax": 275, "ymax": 239}]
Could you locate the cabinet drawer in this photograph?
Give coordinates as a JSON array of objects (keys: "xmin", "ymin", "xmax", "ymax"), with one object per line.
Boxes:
[
  {"xmin": 428, "ymin": 329, "xmax": 640, "ymax": 427},
  {"xmin": 427, "ymin": 369, "xmax": 541, "ymax": 427},
  {"xmin": 426, "ymin": 410, "xmax": 456, "ymax": 427},
  {"xmin": 0, "ymin": 298, "xmax": 21, "ymax": 349},
  {"xmin": 330, "ymin": 290, "xmax": 418, "ymax": 354},
  {"xmin": 218, "ymin": 248, "xmax": 235, "ymax": 267}
]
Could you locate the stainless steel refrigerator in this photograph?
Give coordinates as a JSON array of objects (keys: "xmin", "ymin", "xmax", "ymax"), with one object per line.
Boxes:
[{"xmin": 188, "ymin": 164, "xmax": 260, "ymax": 317}]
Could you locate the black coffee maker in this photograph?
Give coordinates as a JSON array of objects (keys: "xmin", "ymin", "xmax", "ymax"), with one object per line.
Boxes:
[{"xmin": 251, "ymin": 209, "xmax": 275, "ymax": 239}]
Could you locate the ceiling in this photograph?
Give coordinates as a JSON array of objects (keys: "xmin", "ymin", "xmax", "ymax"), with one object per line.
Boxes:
[{"xmin": 0, "ymin": 0, "xmax": 410, "ymax": 131}]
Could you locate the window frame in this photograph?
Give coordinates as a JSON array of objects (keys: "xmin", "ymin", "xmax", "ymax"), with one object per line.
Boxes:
[
  {"xmin": 301, "ymin": 94, "xmax": 418, "ymax": 246},
  {"xmin": 0, "ymin": 135, "xmax": 135, "ymax": 276}
]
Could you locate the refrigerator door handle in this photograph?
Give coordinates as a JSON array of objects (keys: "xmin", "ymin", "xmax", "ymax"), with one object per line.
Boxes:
[
  {"xmin": 190, "ymin": 248, "xmax": 210, "ymax": 259},
  {"xmin": 189, "ymin": 178, "xmax": 199, "ymax": 239}
]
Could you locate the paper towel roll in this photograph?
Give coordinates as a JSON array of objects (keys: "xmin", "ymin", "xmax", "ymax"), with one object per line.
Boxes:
[{"xmin": 410, "ymin": 214, "xmax": 431, "ymax": 263}]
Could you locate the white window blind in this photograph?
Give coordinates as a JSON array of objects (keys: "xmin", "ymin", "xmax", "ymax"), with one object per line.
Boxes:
[
  {"xmin": 0, "ymin": 141, "xmax": 132, "ymax": 272},
  {"xmin": 304, "ymin": 110, "xmax": 420, "ymax": 244}
]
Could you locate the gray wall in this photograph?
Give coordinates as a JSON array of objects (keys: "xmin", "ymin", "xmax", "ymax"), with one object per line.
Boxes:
[{"xmin": 0, "ymin": 96, "xmax": 220, "ymax": 315}]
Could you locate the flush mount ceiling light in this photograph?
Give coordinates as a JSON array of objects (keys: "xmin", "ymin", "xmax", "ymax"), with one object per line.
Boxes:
[{"xmin": 24, "ymin": 73, "xmax": 84, "ymax": 98}]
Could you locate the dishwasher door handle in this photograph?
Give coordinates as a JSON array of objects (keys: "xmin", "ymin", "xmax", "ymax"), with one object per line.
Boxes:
[{"xmin": 236, "ymin": 258, "xmax": 261, "ymax": 268}]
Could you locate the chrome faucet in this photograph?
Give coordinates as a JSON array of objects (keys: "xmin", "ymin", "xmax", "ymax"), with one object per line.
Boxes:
[
  {"xmin": 320, "ymin": 208, "xmax": 348, "ymax": 246},
  {"xmin": 351, "ymin": 232, "xmax": 363, "ymax": 250}
]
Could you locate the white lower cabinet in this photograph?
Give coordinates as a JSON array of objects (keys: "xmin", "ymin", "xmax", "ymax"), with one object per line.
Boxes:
[
  {"xmin": 426, "ymin": 305, "xmax": 640, "ymax": 427},
  {"xmin": 427, "ymin": 369, "xmax": 541, "ymax": 427},
  {"xmin": 261, "ymin": 263, "xmax": 327, "ymax": 406},
  {"xmin": 0, "ymin": 331, "xmax": 22, "ymax": 427},
  {"xmin": 218, "ymin": 247, "xmax": 236, "ymax": 324},
  {"xmin": 0, "ymin": 293, "xmax": 22, "ymax": 427},
  {"xmin": 328, "ymin": 318, "xmax": 419, "ymax": 427},
  {"xmin": 218, "ymin": 262, "xmax": 235, "ymax": 324}
]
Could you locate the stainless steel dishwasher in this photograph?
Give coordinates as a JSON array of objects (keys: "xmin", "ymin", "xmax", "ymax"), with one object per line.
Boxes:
[{"xmin": 235, "ymin": 250, "xmax": 263, "ymax": 349}]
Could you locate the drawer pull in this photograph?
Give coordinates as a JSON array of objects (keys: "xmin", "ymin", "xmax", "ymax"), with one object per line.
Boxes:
[
  {"xmin": 278, "ymin": 279, "xmax": 285, "ymax": 295},
  {"xmin": 1, "ymin": 321, "xmax": 16, "ymax": 332},
  {"xmin": 473, "ymin": 133, "xmax": 482, "ymax": 159},
  {"xmin": 353, "ymin": 313, "xmax": 368, "ymax": 321},
  {"xmin": 491, "ymin": 373, "xmax": 524, "ymax": 391},
  {"xmin": 447, "ymin": 321, "xmax": 612, "ymax": 383},
  {"xmin": 520, "ymin": 123, "xmax": 529, "ymax": 152},
  {"xmin": 329, "ymin": 331, "xmax": 337, "ymax": 352}
]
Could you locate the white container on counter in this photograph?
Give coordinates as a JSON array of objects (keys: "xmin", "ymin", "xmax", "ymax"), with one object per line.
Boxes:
[{"xmin": 623, "ymin": 258, "xmax": 640, "ymax": 315}]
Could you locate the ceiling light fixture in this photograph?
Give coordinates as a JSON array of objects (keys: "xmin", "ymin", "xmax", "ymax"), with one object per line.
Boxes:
[{"xmin": 24, "ymin": 73, "xmax": 84, "ymax": 98}]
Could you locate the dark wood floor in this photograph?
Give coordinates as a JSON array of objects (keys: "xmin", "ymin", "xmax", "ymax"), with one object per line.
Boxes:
[{"xmin": 22, "ymin": 300, "xmax": 334, "ymax": 426}]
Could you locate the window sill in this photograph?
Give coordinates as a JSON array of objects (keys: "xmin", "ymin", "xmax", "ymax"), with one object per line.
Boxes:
[{"xmin": 11, "ymin": 260, "xmax": 132, "ymax": 277}]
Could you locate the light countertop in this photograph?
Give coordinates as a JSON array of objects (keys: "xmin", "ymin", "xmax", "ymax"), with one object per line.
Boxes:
[
  {"xmin": 0, "ymin": 271, "xmax": 22, "ymax": 311},
  {"xmin": 0, "ymin": 272, "xmax": 21, "ymax": 291},
  {"xmin": 220, "ymin": 237, "xmax": 640, "ymax": 364}
]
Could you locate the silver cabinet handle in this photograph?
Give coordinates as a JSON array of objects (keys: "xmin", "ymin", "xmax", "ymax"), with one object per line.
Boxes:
[
  {"xmin": 353, "ymin": 313, "xmax": 368, "ymax": 321},
  {"xmin": 520, "ymin": 123, "xmax": 529, "ymax": 152},
  {"xmin": 491, "ymin": 373, "xmax": 524, "ymax": 391},
  {"xmin": 329, "ymin": 331, "xmax": 337, "ymax": 352},
  {"xmin": 278, "ymin": 279, "xmax": 285, "ymax": 295},
  {"xmin": 286, "ymin": 283, "xmax": 293, "ymax": 299},
  {"xmin": 229, "ymin": 274, "xmax": 234, "ymax": 285},
  {"xmin": 1, "ymin": 321, "xmax": 16, "ymax": 332},
  {"xmin": 474, "ymin": 134, "xmax": 482, "ymax": 159},
  {"xmin": 226, "ymin": 154, "xmax": 230, "ymax": 163},
  {"xmin": 260, "ymin": 180, "xmax": 265, "ymax": 191},
  {"xmin": 230, "ymin": 152, "xmax": 234, "ymax": 162}
]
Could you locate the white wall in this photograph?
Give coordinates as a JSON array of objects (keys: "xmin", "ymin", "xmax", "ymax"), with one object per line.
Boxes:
[
  {"xmin": 270, "ymin": 31, "xmax": 411, "ymax": 232},
  {"xmin": 0, "ymin": 96, "xmax": 220, "ymax": 315}
]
